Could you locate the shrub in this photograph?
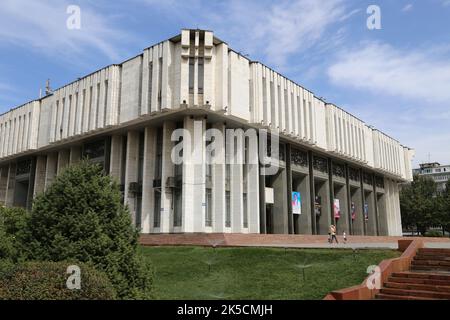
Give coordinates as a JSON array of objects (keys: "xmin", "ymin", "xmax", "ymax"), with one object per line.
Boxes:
[
  {"xmin": 424, "ymin": 230, "xmax": 443, "ymax": 238},
  {"xmin": 0, "ymin": 206, "xmax": 29, "ymax": 262},
  {"xmin": 27, "ymin": 161, "xmax": 153, "ymax": 299},
  {"xmin": 0, "ymin": 261, "xmax": 116, "ymax": 300}
]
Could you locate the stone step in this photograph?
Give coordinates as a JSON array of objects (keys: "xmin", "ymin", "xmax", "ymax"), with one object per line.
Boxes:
[
  {"xmin": 388, "ymin": 276, "xmax": 450, "ymax": 286},
  {"xmin": 391, "ymin": 272, "xmax": 450, "ymax": 281},
  {"xmin": 411, "ymin": 265, "xmax": 450, "ymax": 272},
  {"xmin": 411, "ymin": 259, "xmax": 450, "ymax": 267},
  {"xmin": 375, "ymin": 293, "xmax": 439, "ymax": 300},
  {"xmin": 414, "ymin": 255, "xmax": 450, "ymax": 261},
  {"xmin": 380, "ymin": 287, "xmax": 450, "ymax": 299},
  {"xmin": 384, "ymin": 281, "xmax": 450, "ymax": 293},
  {"xmin": 418, "ymin": 248, "xmax": 450, "ymax": 256}
]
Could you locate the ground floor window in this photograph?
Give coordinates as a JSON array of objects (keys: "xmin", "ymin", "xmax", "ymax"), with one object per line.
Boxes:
[
  {"xmin": 153, "ymin": 191, "xmax": 161, "ymax": 228},
  {"xmin": 226, "ymin": 191, "xmax": 231, "ymax": 228}
]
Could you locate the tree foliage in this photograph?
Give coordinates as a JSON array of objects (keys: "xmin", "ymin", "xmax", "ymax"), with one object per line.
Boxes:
[
  {"xmin": 0, "ymin": 206, "xmax": 29, "ymax": 262},
  {"xmin": 400, "ymin": 175, "xmax": 449, "ymax": 235},
  {"xmin": 26, "ymin": 161, "xmax": 153, "ymax": 299}
]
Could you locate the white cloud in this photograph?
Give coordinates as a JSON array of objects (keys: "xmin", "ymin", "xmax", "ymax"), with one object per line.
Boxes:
[
  {"xmin": 137, "ymin": 0, "xmax": 349, "ymax": 69},
  {"xmin": 0, "ymin": 0, "xmax": 132, "ymax": 62},
  {"xmin": 328, "ymin": 42, "xmax": 450, "ymax": 104},
  {"xmin": 402, "ymin": 4, "xmax": 414, "ymax": 12},
  {"xmin": 443, "ymin": 0, "xmax": 450, "ymax": 7}
]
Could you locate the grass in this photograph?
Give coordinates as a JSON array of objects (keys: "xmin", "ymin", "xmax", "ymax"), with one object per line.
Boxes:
[{"xmin": 139, "ymin": 246, "xmax": 400, "ymax": 300}]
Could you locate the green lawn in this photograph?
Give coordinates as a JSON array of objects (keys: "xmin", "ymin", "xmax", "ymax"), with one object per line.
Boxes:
[{"xmin": 139, "ymin": 246, "xmax": 400, "ymax": 300}]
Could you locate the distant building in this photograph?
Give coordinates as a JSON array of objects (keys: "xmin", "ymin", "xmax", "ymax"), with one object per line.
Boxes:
[{"xmin": 413, "ymin": 163, "xmax": 450, "ymax": 192}]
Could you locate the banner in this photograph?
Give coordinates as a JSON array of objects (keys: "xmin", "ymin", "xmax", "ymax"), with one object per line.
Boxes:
[
  {"xmin": 351, "ymin": 202, "xmax": 356, "ymax": 220},
  {"xmin": 292, "ymin": 192, "xmax": 301, "ymax": 215},
  {"xmin": 364, "ymin": 203, "xmax": 369, "ymax": 221},
  {"xmin": 333, "ymin": 199, "xmax": 341, "ymax": 219},
  {"xmin": 314, "ymin": 196, "xmax": 322, "ymax": 217}
]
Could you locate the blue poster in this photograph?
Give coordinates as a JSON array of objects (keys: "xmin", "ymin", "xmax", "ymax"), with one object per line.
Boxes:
[
  {"xmin": 292, "ymin": 192, "xmax": 301, "ymax": 215},
  {"xmin": 364, "ymin": 203, "xmax": 369, "ymax": 221}
]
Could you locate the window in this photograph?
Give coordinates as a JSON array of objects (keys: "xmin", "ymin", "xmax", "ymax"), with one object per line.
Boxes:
[
  {"xmin": 155, "ymin": 128, "xmax": 163, "ymax": 179},
  {"xmin": 225, "ymin": 191, "xmax": 231, "ymax": 228},
  {"xmin": 174, "ymin": 189, "xmax": 182, "ymax": 227},
  {"xmin": 96, "ymin": 83, "xmax": 101, "ymax": 127},
  {"xmin": 104, "ymin": 80, "xmax": 109, "ymax": 127},
  {"xmin": 189, "ymin": 57, "xmax": 195, "ymax": 94},
  {"xmin": 198, "ymin": 57, "xmax": 204, "ymax": 94},
  {"xmin": 153, "ymin": 191, "xmax": 161, "ymax": 228},
  {"xmin": 205, "ymin": 189, "xmax": 212, "ymax": 227},
  {"xmin": 148, "ymin": 62, "xmax": 153, "ymax": 110},
  {"xmin": 243, "ymin": 193, "xmax": 248, "ymax": 228}
]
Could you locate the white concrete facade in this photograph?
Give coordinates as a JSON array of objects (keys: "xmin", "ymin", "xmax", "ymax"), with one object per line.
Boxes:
[{"xmin": 0, "ymin": 29, "xmax": 414, "ymax": 236}]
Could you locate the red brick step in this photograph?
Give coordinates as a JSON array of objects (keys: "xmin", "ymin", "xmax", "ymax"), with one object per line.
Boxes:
[
  {"xmin": 384, "ymin": 281, "xmax": 450, "ymax": 293},
  {"xmin": 375, "ymin": 293, "xmax": 439, "ymax": 300},
  {"xmin": 379, "ymin": 287, "xmax": 450, "ymax": 299}
]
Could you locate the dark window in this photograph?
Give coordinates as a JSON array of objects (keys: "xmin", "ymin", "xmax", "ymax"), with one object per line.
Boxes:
[{"xmin": 153, "ymin": 191, "xmax": 161, "ymax": 228}]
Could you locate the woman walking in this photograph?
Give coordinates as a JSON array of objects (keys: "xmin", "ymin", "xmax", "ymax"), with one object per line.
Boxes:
[{"xmin": 330, "ymin": 225, "xmax": 339, "ymax": 244}]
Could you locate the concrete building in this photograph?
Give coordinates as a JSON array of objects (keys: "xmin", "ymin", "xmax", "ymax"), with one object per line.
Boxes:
[
  {"xmin": 0, "ymin": 29, "xmax": 414, "ymax": 236},
  {"xmin": 413, "ymin": 163, "xmax": 450, "ymax": 192}
]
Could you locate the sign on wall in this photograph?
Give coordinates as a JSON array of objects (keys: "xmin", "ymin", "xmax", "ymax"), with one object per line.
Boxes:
[
  {"xmin": 364, "ymin": 203, "xmax": 369, "ymax": 221},
  {"xmin": 351, "ymin": 202, "xmax": 356, "ymax": 220},
  {"xmin": 265, "ymin": 187, "xmax": 274, "ymax": 204},
  {"xmin": 333, "ymin": 199, "xmax": 341, "ymax": 219},
  {"xmin": 292, "ymin": 192, "xmax": 301, "ymax": 215}
]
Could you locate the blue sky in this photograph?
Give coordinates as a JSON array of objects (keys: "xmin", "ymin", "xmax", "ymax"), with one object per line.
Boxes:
[{"xmin": 1, "ymin": 0, "xmax": 450, "ymax": 167}]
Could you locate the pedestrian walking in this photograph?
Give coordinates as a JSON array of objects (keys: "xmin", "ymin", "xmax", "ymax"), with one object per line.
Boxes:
[{"xmin": 330, "ymin": 225, "xmax": 339, "ymax": 244}]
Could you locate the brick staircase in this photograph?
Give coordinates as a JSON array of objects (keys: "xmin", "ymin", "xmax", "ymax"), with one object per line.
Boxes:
[{"xmin": 376, "ymin": 248, "xmax": 450, "ymax": 300}]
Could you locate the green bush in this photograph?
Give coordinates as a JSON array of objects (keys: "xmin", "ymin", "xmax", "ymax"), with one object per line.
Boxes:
[
  {"xmin": 27, "ymin": 161, "xmax": 153, "ymax": 299},
  {"xmin": 424, "ymin": 230, "xmax": 443, "ymax": 238},
  {"xmin": 0, "ymin": 261, "xmax": 116, "ymax": 300},
  {"xmin": 0, "ymin": 206, "xmax": 29, "ymax": 262}
]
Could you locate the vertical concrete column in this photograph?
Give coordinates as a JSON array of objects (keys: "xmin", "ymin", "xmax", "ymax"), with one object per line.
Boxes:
[
  {"xmin": 45, "ymin": 153, "xmax": 58, "ymax": 190},
  {"xmin": 292, "ymin": 174, "xmax": 311, "ymax": 234},
  {"xmin": 57, "ymin": 149, "xmax": 70, "ymax": 174},
  {"xmin": 334, "ymin": 184, "xmax": 350, "ymax": 235},
  {"xmin": 229, "ymin": 130, "xmax": 244, "ymax": 233},
  {"xmin": 182, "ymin": 116, "xmax": 206, "ymax": 232},
  {"xmin": 272, "ymin": 169, "xmax": 288, "ymax": 234},
  {"xmin": 377, "ymin": 192, "xmax": 388, "ymax": 236},
  {"xmin": 161, "ymin": 121, "xmax": 176, "ymax": 233},
  {"xmin": 0, "ymin": 166, "xmax": 8, "ymax": 205},
  {"xmin": 212, "ymin": 123, "xmax": 226, "ymax": 232},
  {"xmin": 109, "ymin": 135, "xmax": 124, "ymax": 182},
  {"xmin": 392, "ymin": 182, "xmax": 403, "ymax": 236},
  {"xmin": 141, "ymin": 127, "xmax": 156, "ymax": 234},
  {"xmin": 33, "ymin": 155, "xmax": 47, "ymax": 197},
  {"xmin": 364, "ymin": 190, "xmax": 377, "ymax": 236},
  {"xmin": 351, "ymin": 187, "xmax": 364, "ymax": 235},
  {"xmin": 246, "ymin": 131, "xmax": 260, "ymax": 234},
  {"xmin": 5, "ymin": 163, "xmax": 16, "ymax": 206},
  {"xmin": 69, "ymin": 146, "xmax": 82, "ymax": 164},
  {"xmin": 124, "ymin": 131, "xmax": 140, "ymax": 226},
  {"xmin": 315, "ymin": 179, "xmax": 331, "ymax": 235}
]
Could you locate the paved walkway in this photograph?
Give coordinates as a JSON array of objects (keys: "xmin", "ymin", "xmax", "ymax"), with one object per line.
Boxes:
[{"xmin": 140, "ymin": 233, "xmax": 450, "ymax": 250}]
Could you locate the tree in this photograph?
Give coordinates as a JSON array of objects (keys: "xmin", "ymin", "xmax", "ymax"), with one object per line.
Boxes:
[
  {"xmin": 400, "ymin": 175, "xmax": 440, "ymax": 235},
  {"xmin": 438, "ymin": 180, "xmax": 450, "ymax": 235},
  {"xmin": 0, "ymin": 206, "xmax": 29, "ymax": 262},
  {"xmin": 26, "ymin": 160, "xmax": 153, "ymax": 299}
]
